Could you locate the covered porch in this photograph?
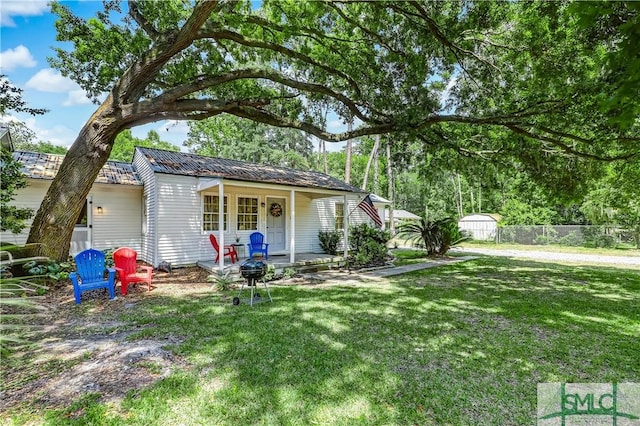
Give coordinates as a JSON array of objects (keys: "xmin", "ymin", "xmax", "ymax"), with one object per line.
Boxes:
[
  {"xmin": 197, "ymin": 252, "xmax": 345, "ymax": 275},
  {"xmin": 198, "ymin": 176, "xmax": 363, "ymax": 274}
]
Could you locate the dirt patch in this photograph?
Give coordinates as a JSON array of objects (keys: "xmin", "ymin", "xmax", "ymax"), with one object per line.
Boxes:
[{"xmin": 1, "ymin": 267, "xmax": 213, "ymax": 413}]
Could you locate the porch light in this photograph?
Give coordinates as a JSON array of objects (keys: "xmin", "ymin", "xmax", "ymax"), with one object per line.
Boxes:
[{"xmin": 97, "ymin": 206, "xmax": 103, "ymax": 214}]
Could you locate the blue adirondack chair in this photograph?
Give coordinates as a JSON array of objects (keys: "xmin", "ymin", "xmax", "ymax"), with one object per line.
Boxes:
[
  {"xmin": 247, "ymin": 232, "xmax": 269, "ymax": 259},
  {"xmin": 69, "ymin": 249, "xmax": 116, "ymax": 304}
]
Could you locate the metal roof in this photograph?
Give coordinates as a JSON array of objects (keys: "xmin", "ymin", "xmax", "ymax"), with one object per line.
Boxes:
[
  {"xmin": 136, "ymin": 147, "xmax": 364, "ymax": 193},
  {"xmin": 13, "ymin": 151, "xmax": 143, "ymax": 186},
  {"xmin": 392, "ymin": 209, "xmax": 421, "ymax": 220}
]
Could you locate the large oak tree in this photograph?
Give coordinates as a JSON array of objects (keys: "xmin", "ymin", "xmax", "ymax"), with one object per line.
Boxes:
[{"xmin": 28, "ymin": 0, "xmax": 639, "ymax": 260}]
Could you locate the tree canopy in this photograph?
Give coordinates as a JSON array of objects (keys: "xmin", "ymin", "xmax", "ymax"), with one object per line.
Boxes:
[{"xmin": 27, "ymin": 0, "xmax": 640, "ymax": 260}]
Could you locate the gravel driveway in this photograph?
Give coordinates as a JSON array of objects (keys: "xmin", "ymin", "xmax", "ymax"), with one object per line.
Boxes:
[{"xmin": 452, "ymin": 247, "xmax": 640, "ymax": 267}]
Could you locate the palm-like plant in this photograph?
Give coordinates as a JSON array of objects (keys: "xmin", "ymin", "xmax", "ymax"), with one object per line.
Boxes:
[{"xmin": 397, "ymin": 217, "xmax": 468, "ymax": 256}]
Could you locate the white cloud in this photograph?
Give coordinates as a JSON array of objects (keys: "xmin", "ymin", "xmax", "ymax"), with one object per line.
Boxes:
[
  {"xmin": 63, "ymin": 89, "xmax": 92, "ymax": 106},
  {"xmin": 1, "ymin": 115, "xmax": 75, "ymax": 147},
  {"xmin": 0, "ymin": 45, "xmax": 36, "ymax": 71},
  {"xmin": 25, "ymin": 68, "xmax": 79, "ymax": 92},
  {"xmin": 0, "ymin": 1, "xmax": 49, "ymax": 27},
  {"xmin": 22, "ymin": 116, "xmax": 75, "ymax": 147}
]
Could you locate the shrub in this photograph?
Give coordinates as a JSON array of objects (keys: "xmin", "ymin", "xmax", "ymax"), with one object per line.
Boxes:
[
  {"xmin": 557, "ymin": 231, "xmax": 583, "ymax": 246},
  {"xmin": 208, "ymin": 271, "xmax": 234, "ymax": 291},
  {"xmin": 318, "ymin": 230, "xmax": 341, "ymax": 255},
  {"xmin": 438, "ymin": 219, "xmax": 470, "ymax": 255},
  {"xmin": 346, "ymin": 223, "xmax": 391, "ymax": 269},
  {"xmin": 0, "ymin": 248, "xmax": 48, "ymax": 356},
  {"xmin": 263, "ymin": 263, "xmax": 277, "ymax": 281},
  {"xmin": 397, "ymin": 217, "xmax": 466, "ymax": 256}
]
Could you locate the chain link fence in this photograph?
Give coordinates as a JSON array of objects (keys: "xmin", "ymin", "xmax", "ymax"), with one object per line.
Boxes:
[{"xmin": 463, "ymin": 223, "xmax": 636, "ymax": 248}]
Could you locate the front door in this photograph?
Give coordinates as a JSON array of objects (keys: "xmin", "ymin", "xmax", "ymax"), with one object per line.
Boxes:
[
  {"xmin": 266, "ymin": 197, "xmax": 286, "ymax": 252},
  {"xmin": 70, "ymin": 196, "xmax": 92, "ymax": 255}
]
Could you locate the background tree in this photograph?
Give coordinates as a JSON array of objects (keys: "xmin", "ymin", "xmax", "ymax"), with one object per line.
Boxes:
[
  {"xmin": 109, "ymin": 129, "xmax": 178, "ymax": 162},
  {"xmin": 26, "ymin": 1, "xmax": 639, "ymax": 260},
  {"xmin": 0, "ymin": 75, "xmax": 47, "ymax": 117},
  {"xmin": 0, "ymin": 76, "xmax": 46, "ymax": 235},
  {"xmin": 185, "ymin": 115, "xmax": 313, "ymax": 168},
  {"xmin": 0, "ymin": 149, "xmax": 34, "ymax": 234}
]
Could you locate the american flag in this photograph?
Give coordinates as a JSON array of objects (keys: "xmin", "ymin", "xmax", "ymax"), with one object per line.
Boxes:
[{"xmin": 358, "ymin": 195, "xmax": 383, "ymax": 227}]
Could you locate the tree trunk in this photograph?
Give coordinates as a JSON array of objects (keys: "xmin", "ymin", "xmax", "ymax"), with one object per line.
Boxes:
[
  {"xmin": 361, "ymin": 134, "xmax": 380, "ymax": 191},
  {"xmin": 345, "ymin": 117, "xmax": 353, "ymax": 184},
  {"xmin": 386, "ymin": 136, "xmax": 395, "ymax": 234},
  {"xmin": 457, "ymin": 174, "xmax": 463, "ymax": 218},
  {"xmin": 470, "ymin": 184, "xmax": 475, "ymax": 213},
  {"xmin": 373, "ymin": 138, "xmax": 379, "ymax": 195},
  {"xmin": 322, "ymin": 139, "xmax": 328, "ymax": 174},
  {"xmin": 26, "ymin": 97, "xmax": 122, "ymax": 261}
]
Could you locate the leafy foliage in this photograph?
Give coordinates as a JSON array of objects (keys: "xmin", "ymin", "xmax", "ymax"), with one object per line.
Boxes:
[
  {"xmin": 318, "ymin": 230, "xmax": 341, "ymax": 255},
  {"xmin": 110, "ymin": 129, "xmax": 178, "ymax": 162},
  {"xmin": 186, "ymin": 115, "xmax": 315, "ymax": 169},
  {"xmin": 26, "ymin": 0, "xmax": 640, "ymax": 261},
  {"xmin": 208, "ymin": 271, "xmax": 234, "ymax": 292},
  {"xmin": 0, "ymin": 248, "xmax": 48, "ymax": 356},
  {"xmin": 0, "ymin": 149, "xmax": 33, "ymax": 234},
  {"xmin": 0, "ymin": 75, "xmax": 48, "ymax": 116},
  {"xmin": 347, "ymin": 223, "xmax": 391, "ymax": 269},
  {"xmin": 398, "ymin": 217, "xmax": 466, "ymax": 256}
]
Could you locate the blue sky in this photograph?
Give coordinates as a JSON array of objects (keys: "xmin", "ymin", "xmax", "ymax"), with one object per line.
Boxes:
[{"xmin": 0, "ymin": 0, "xmax": 346, "ymax": 152}]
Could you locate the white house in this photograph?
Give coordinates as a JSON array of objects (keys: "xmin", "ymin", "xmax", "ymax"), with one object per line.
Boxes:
[
  {"xmin": 458, "ymin": 213, "xmax": 502, "ymax": 241},
  {"xmin": 3, "ymin": 148, "xmax": 377, "ymax": 271},
  {"xmin": 132, "ymin": 147, "xmax": 372, "ymax": 270}
]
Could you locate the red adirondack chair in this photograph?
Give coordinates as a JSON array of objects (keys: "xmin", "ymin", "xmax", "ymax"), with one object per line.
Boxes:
[
  {"xmin": 113, "ymin": 247, "xmax": 153, "ymax": 296},
  {"xmin": 209, "ymin": 234, "xmax": 238, "ymax": 263}
]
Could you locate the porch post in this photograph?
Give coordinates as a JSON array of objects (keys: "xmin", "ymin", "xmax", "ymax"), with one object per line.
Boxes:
[
  {"xmin": 218, "ymin": 181, "xmax": 224, "ymax": 273},
  {"xmin": 343, "ymin": 194, "xmax": 349, "ymax": 258},
  {"xmin": 290, "ymin": 190, "xmax": 296, "ymax": 263}
]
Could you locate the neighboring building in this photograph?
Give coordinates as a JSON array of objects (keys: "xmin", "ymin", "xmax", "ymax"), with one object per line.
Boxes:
[
  {"xmin": 387, "ymin": 209, "xmax": 421, "ymax": 226},
  {"xmin": 458, "ymin": 213, "xmax": 502, "ymax": 241},
  {"xmin": 2, "ymin": 148, "xmax": 378, "ymax": 270}
]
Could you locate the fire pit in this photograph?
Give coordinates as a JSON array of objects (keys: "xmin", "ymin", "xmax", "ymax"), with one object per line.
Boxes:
[{"xmin": 233, "ymin": 258, "xmax": 272, "ymax": 306}]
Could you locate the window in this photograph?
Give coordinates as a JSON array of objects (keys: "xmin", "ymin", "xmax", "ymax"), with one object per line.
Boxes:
[
  {"xmin": 203, "ymin": 195, "xmax": 228, "ymax": 231},
  {"xmin": 335, "ymin": 202, "xmax": 344, "ymax": 230},
  {"xmin": 237, "ymin": 197, "xmax": 258, "ymax": 231},
  {"xmin": 142, "ymin": 194, "xmax": 147, "ymax": 235}
]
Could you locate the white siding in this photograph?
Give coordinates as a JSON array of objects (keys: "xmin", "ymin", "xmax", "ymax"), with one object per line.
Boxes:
[
  {"xmin": 0, "ymin": 180, "xmax": 50, "ymax": 246},
  {"xmin": 147, "ymin": 173, "xmax": 370, "ymax": 266},
  {"xmin": 0, "ymin": 179, "xmax": 143, "ymax": 252},
  {"xmin": 296, "ymin": 195, "xmax": 371, "ymax": 253},
  {"xmin": 154, "ymin": 175, "xmax": 308, "ymax": 266},
  {"xmin": 133, "ymin": 152, "xmax": 157, "ymax": 265},
  {"xmin": 155, "ymin": 174, "xmax": 202, "ymax": 266},
  {"xmin": 458, "ymin": 214, "xmax": 499, "ymax": 241},
  {"xmin": 91, "ymin": 185, "xmax": 142, "ymax": 252}
]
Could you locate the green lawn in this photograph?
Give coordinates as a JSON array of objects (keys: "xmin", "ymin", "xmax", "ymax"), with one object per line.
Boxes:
[{"xmin": 4, "ymin": 257, "xmax": 639, "ymax": 425}]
